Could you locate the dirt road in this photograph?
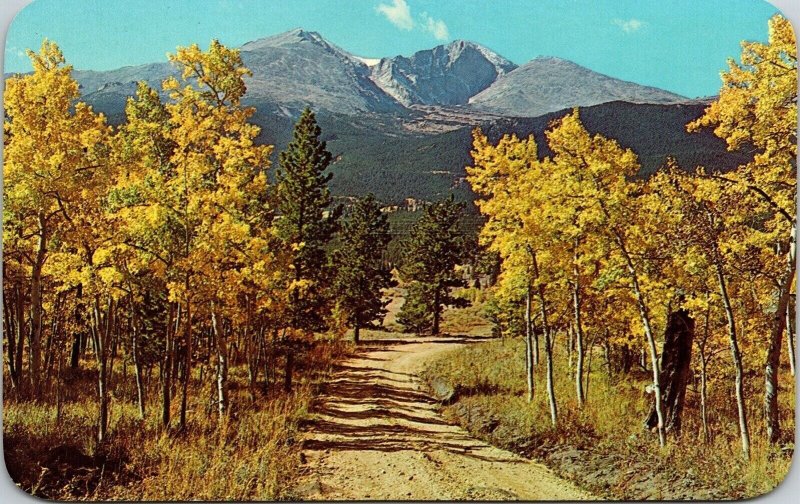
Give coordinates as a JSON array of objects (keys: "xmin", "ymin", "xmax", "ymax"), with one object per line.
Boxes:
[{"xmin": 294, "ymin": 336, "xmax": 593, "ymax": 501}]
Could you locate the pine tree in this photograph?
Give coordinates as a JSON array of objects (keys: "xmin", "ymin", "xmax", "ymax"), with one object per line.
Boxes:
[
  {"xmin": 397, "ymin": 282, "xmax": 436, "ymax": 334},
  {"xmin": 332, "ymin": 195, "xmax": 393, "ymax": 343},
  {"xmin": 276, "ymin": 108, "xmax": 341, "ymax": 389},
  {"xmin": 399, "ymin": 198, "xmax": 467, "ymax": 335}
]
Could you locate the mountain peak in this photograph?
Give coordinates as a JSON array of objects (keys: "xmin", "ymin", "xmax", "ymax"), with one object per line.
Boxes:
[
  {"xmin": 287, "ymin": 28, "xmax": 325, "ymax": 43},
  {"xmin": 469, "ymin": 56, "xmax": 687, "ymax": 117},
  {"xmin": 369, "ymin": 41, "xmax": 518, "ymax": 107},
  {"xmin": 241, "ymin": 28, "xmax": 332, "ymax": 52}
]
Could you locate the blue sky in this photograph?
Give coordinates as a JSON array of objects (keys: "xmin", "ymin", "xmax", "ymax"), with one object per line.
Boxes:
[{"xmin": 4, "ymin": 0, "xmax": 782, "ymax": 98}]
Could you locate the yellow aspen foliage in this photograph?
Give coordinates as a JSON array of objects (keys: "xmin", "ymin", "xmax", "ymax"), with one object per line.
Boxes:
[
  {"xmin": 689, "ymin": 13, "xmax": 796, "ymax": 444},
  {"xmin": 3, "ymin": 40, "xmax": 111, "ymax": 391}
]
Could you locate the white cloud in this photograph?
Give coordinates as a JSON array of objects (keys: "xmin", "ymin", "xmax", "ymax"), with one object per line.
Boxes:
[
  {"xmin": 4, "ymin": 45, "xmax": 25, "ymax": 59},
  {"xmin": 613, "ymin": 18, "xmax": 645, "ymax": 33},
  {"xmin": 376, "ymin": 0, "xmax": 413, "ymax": 31},
  {"xmin": 421, "ymin": 12, "xmax": 450, "ymax": 41},
  {"xmin": 376, "ymin": 1, "xmax": 450, "ymax": 41}
]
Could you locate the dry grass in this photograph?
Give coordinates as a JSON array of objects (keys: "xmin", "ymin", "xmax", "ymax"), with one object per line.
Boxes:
[
  {"xmin": 3, "ymin": 338, "xmax": 352, "ymax": 500},
  {"xmin": 423, "ymin": 336, "xmax": 795, "ymax": 499}
]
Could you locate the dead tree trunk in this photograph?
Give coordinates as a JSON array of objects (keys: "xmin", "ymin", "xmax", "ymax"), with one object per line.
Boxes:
[
  {"xmin": 645, "ymin": 306, "xmax": 694, "ymax": 435},
  {"xmin": 765, "ymin": 223, "xmax": 795, "ymax": 444}
]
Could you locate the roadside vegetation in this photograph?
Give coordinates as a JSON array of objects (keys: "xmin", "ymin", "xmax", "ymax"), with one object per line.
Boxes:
[
  {"xmin": 423, "ymin": 320, "xmax": 794, "ymax": 499},
  {"xmin": 431, "ymin": 15, "xmax": 796, "ymax": 499},
  {"xmin": 4, "ymin": 338, "xmax": 350, "ymax": 500}
]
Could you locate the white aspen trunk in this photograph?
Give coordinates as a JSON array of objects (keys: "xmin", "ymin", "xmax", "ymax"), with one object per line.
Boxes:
[
  {"xmin": 715, "ymin": 262, "xmax": 751, "ymax": 459},
  {"xmin": 179, "ymin": 294, "xmax": 191, "ymax": 431},
  {"xmin": 699, "ymin": 305, "xmax": 710, "ymax": 443},
  {"xmin": 765, "ymin": 222, "xmax": 795, "ymax": 443},
  {"xmin": 567, "ymin": 326, "xmax": 574, "ymax": 374},
  {"xmin": 615, "ymin": 232, "xmax": 665, "ymax": 447},
  {"xmin": 700, "ymin": 358, "xmax": 709, "ymax": 441},
  {"xmin": 132, "ymin": 324, "xmax": 146, "ymax": 419},
  {"xmin": 585, "ymin": 335, "xmax": 595, "ymax": 402},
  {"xmin": 531, "ymin": 250, "xmax": 557, "ymax": 427},
  {"xmin": 93, "ymin": 297, "xmax": 113, "ymax": 444},
  {"xmin": 162, "ymin": 303, "xmax": 177, "ymax": 429},
  {"xmin": 525, "ymin": 283, "xmax": 534, "ymax": 402},
  {"xmin": 212, "ymin": 306, "xmax": 228, "ymax": 420},
  {"xmin": 787, "ymin": 299, "xmax": 796, "ymax": 377},
  {"xmin": 572, "ymin": 251, "xmax": 585, "ymax": 408}
]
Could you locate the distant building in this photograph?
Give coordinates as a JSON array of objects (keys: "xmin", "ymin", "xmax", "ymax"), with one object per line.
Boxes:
[{"xmin": 404, "ymin": 198, "xmax": 426, "ymax": 212}]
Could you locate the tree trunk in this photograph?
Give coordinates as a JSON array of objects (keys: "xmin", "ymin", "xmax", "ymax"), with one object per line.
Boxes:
[
  {"xmin": 29, "ymin": 213, "xmax": 48, "ymax": 395},
  {"xmin": 284, "ymin": 347, "xmax": 293, "ymax": 392},
  {"xmin": 55, "ymin": 341, "xmax": 64, "ymax": 424},
  {"xmin": 93, "ymin": 297, "xmax": 113, "ymax": 445},
  {"xmin": 532, "ymin": 312, "xmax": 540, "ymax": 366},
  {"xmin": 716, "ymin": 262, "xmax": 750, "ymax": 458},
  {"xmin": 614, "ymin": 231, "xmax": 666, "ymax": 447},
  {"xmin": 162, "ymin": 303, "xmax": 177, "ymax": 429},
  {"xmin": 698, "ymin": 304, "xmax": 711, "ymax": 443},
  {"xmin": 567, "ymin": 326, "xmax": 574, "ymax": 374},
  {"xmin": 70, "ymin": 332, "xmax": 82, "ymax": 368},
  {"xmin": 3, "ymin": 288, "xmax": 20, "ymax": 390},
  {"xmin": 765, "ymin": 223, "xmax": 796, "ymax": 444},
  {"xmin": 787, "ymin": 297, "xmax": 796, "ymax": 377},
  {"xmin": 179, "ymin": 292, "xmax": 192, "ymax": 431},
  {"xmin": 432, "ymin": 286, "xmax": 441, "ymax": 335},
  {"xmin": 572, "ymin": 260, "xmax": 585, "ymax": 408},
  {"xmin": 14, "ymin": 286, "xmax": 25, "ymax": 390},
  {"xmin": 132, "ymin": 324, "xmax": 146, "ymax": 419},
  {"xmin": 645, "ymin": 307, "xmax": 695, "ymax": 436},
  {"xmin": 531, "ymin": 250, "xmax": 557, "ymax": 427},
  {"xmin": 248, "ymin": 325, "xmax": 262, "ymax": 402},
  {"xmin": 524, "ymin": 283, "xmax": 535, "ymax": 402},
  {"xmin": 765, "ymin": 278, "xmax": 791, "ymax": 444},
  {"xmin": 585, "ymin": 335, "xmax": 595, "ymax": 402},
  {"xmin": 354, "ymin": 318, "xmax": 361, "ymax": 344},
  {"xmin": 212, "ymin": 307, "xmax": 228, "ymax": 420}
]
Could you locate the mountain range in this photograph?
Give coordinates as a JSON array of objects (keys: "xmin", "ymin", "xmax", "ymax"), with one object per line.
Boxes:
[
  {"xmin": 24, "ymin": 29, "xmax": 739, "ymax": 204},
  {"xmin": 73, "ymin": 28, "xmax": 691, "ymax": 118}
]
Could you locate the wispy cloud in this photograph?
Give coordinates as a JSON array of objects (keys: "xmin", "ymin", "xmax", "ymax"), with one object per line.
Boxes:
[
  {"xmin": 421, "ymin": 12, "xmax": 449, "ymax": 41},
  {"xmin": 613, "ymin": 18, "xmax": 645, "ymax": 33},
  {"xmin": 376, "ymin": 0, "xmax": 413, "ymax": 31},
  {"xmin": 4, "ymin": 45, "xmax": 25, "ymax": 59},
  {"xmin": 376, "ymin": 1, "xmax": 450, "ymax": 41}
]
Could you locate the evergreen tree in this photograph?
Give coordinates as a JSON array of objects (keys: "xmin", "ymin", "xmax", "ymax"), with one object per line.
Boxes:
[
  {"xmin": 396, "ymin": 281, "xmax": 436, "ymax": 334},
  {"xmin": 332, "ymin": 195, "xmax": 393, "ymax": 343},
  {"xmin": 276, "ymin": 108, "xmax": 341, "ymax": 390},
  {"xmin": 276, "ymin": 107, "xmax": 341, "ymax": 331},
  {"xmin": 399, "ymin": 198, "xmax": 467, "ymax": 334}
]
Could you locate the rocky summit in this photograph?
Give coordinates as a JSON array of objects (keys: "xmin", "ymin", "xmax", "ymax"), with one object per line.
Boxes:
[{"xmin": 369, "ymin": 40, "xmax": 517, "ymax": 107}]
